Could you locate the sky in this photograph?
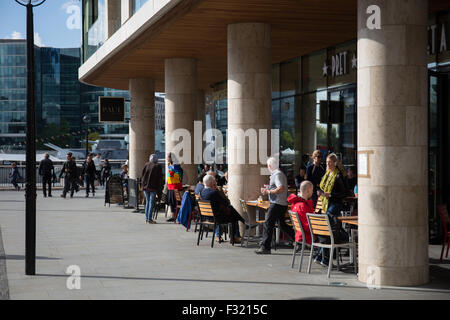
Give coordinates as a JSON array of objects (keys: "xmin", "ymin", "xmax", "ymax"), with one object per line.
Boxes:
[{"xmin": 0, "ymin": 0, "xmax": 82, "ymax": 48}]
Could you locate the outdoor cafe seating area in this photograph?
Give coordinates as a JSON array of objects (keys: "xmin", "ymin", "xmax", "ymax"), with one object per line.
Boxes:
[{"xmin": 120, "ymin": 180, "xmax": 361, "ymax": 279}]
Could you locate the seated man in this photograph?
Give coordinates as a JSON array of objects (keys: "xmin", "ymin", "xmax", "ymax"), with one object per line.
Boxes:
[
  {"xmin": 287, "ymin": 181, "xmax": 314, "ymax": 245},
  {"xmin": 200, "ymin": 174, "xmax": 245, "ymax": 244},
  {"xmin": 195, "ymin": 173, "xmax": 206, "ymax": 196}
]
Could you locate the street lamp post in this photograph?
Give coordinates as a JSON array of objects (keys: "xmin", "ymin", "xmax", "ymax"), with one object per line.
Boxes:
[
  {"xmin": 83, "ymin": 114, "xmax": 91, "ymax": 158},
  {"xmin": 15, "ymin": 0, "xmax": 46, "ymax": 276}
]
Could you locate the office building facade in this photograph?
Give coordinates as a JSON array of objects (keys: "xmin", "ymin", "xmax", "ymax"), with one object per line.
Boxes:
[{"xmin": 0, "ymin": 39, "xmax": 130, "ymax": 149}]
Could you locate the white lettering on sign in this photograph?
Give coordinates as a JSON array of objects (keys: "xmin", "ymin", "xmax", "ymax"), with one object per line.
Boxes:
[
  {"xmin": 428, "ymin": 23, "xmax": 449, "ymax": 55},
  {"xmin": 366, "ymin": 5, "xmax": 381, "ymax": 30},
  {"xmin": 329, "ymin": 51, "xmax": 349, "ymax": 78},
  {"xmin": 429, "ymin": 24, "xmax": 437, "ymax": 54},
  {"xmin": 440, "ymin": 24, "xmax": 447, "ymax": 53}
]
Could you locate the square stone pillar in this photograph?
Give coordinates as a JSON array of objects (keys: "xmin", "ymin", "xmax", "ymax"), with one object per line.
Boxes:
[
  {"xmin": 357, "ymin": 0, "xmax": 428, "ymax": 286},
  {"xmin": 129, "ymin": 78, "xmax": 155, "ymax": 179}
]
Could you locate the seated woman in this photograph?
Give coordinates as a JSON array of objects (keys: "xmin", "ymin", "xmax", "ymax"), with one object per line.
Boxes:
[{"xmin": 200, "ymin": 174, "xmax": 245, "ymax": 244}]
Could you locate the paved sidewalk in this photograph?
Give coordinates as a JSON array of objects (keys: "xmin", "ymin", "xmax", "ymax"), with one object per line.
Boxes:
[{"xmin": 0, "ymin": 189, "xmax": 449, "ymax": 300}]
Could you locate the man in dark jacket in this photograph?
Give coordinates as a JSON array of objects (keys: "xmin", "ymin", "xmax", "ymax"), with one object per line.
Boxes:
[
  {"xmin": 82, "ymin": 153, "xmax": 97, "ymax": 198},
  {"xmin": 59, "ymin": 152, "xmax": 77, "ymax": 198},
  {"xmin": 39, "ymin": 153, "xmax": 54, "ymax": 197},
  {"xmin": 141, "ymin": 154, "xmax": 163, "ymax": 224},
  {"xmin": 305, "ymin": 150, "xmax": 325, "ymax": 209},
  {"xmin": 200, "ymin": 174, "xmax": 245, "ymax": 243}
]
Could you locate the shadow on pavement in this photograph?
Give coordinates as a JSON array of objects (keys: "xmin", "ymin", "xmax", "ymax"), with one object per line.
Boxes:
[
  {"xmin": 32, "ymin": 272, "xmax": 450, "ymax": 295},
  {"xmin": 0, "ymin": 255, "xmax": 60, "ymax": 261}
]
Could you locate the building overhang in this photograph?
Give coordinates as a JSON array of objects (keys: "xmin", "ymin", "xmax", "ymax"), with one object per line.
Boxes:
[{"xmin": 79, "ymin": 0, "xmax": 450, "ymax": 92}]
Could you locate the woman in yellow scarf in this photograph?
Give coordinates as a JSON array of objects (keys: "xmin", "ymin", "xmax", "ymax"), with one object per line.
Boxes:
[
  {"xmin": 317, "ymin": 153, "xmax": 347, "ymax": 214},
  {"xmin": 314, "ymin": 153, "xmax": 349, "ymax": 267}
]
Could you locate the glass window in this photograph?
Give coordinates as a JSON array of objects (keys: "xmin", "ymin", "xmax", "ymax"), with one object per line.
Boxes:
[
  {"xmin": 314, "ymin": 90, "xmax": 328, "ymax": 154},
  {"xmin": 132, "ymin": 0, "xmax": 148, "ymax": 14},
  {"xmin": 302, "ymin": 50, "xmax": 327, "ymax": 93},
  {"xmin": 326, "ymin": 87, "xmax": 357, "ymax": 166},
  {"xmin": 272, "ymin": 64, "xmax": 280, "ymax": 99},
  {"xmin": 280, "ymin": 58, "xmax": 301, "ymax": 97}
]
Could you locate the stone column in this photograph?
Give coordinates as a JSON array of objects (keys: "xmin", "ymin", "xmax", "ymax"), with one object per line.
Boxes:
[
  {"xmin": 227, "ymin": 23, "xmax": 272, "ymax": 233},
  {"xmin": 129, "ymin": 78, "xmax": 155, "ymax": 179},
  {"xmin": 164, "ymin": 58, "xmax": 197, "ymax": 186},
  {"xmin": 357, "ymin": 0, "xmax": 428, "ymax": 286}
]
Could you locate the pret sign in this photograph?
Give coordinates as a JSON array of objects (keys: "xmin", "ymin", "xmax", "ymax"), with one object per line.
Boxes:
[{"xmin": 99, "ymin": 96, "xmax": 125, "ymax": 123}]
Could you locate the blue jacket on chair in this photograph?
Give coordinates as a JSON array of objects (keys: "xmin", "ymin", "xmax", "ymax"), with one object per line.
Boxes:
[{"xmin": 177, "ymin": 192, "xmax": 194, "ymax": 230}]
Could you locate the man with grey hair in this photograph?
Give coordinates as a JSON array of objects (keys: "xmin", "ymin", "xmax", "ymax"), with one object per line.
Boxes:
[
  {"xmin": 200, "ymin": 174, "xmax": 246, "ymax": 243},
  {"xmin": 141, "ymin": 153, "xmax": 163, "ymax": 224},
  {"xmin": 39, "ymin": 152, "xmax": 54, "ymax": 197},
  {"xmin": 255, "ymin": 157, "xmax": 295, "ymax": 254}
]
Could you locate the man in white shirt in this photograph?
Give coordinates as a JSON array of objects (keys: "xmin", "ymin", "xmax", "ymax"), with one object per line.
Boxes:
[{"xmin": 255, "ymin": 157, "xmax": 295, "ymax": 254}]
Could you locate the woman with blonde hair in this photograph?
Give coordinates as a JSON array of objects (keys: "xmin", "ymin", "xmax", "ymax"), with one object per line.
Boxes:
[{"xmin": 314, "ymin": 153, "xmax": 349, "ymax": 266}]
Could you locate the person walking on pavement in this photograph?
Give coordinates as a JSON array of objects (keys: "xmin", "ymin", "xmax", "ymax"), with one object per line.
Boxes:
[
  {"xmin": 93, "ymin": 153, "xmax": 103, "ymax": 186},
  {"xmin": 59, "ymin": 152, "xmax": 77, "ymax": 198},
  {"xmin": 9, "ymin": 162, "xmax": 22, "ymax": 191},
  {"xmin": 82, "ymin": 153, "xmax": 96, "ymax": 198},
  {"xmin": 101, "ymin": 158, "xmax": 111, "ymax": 186},
  {"xmin": 141, "ymin": 154, "xmax": 163, "ymax": 224},
  {"xmin": 255, "ymin": 157, "xmax": 295, "ymax": 255},
  {"xmin": 38, "ymin": 153, "xmax": 54, "ymax": 197}
]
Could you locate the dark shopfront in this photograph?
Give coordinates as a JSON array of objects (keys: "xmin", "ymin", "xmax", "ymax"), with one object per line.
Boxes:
[
  {"xmin": 428, "ymin": 11, "xmax": 450, "ymax": 242},
  {"xmin": 429, "ymin": 69, "xmax": 449, "ymax": 243}
]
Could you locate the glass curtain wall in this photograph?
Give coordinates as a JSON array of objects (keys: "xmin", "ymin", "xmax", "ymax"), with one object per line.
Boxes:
[
  {"xmin": 132, "ymin": 0, "xmax": 148, "ymax": 14},
  {"xmin": 211, "ymin": 41, "xmax": 358, "ymax": 184},
  {"xmin": 0, "ymin": 40, "xmax": 27, "ymax": 149},
  {"xmin": 82, "ymin": 0, "xmax": 105, "ymax": 62},
  {"xmin": 273, "ymin": 41, "xmax": 357, "ymax": 183}
]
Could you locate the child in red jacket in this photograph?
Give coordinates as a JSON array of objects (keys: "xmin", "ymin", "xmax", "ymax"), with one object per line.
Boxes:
[{"xmin": 287, "ymin": 181, "xmax": 314, "ymax": 245}]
